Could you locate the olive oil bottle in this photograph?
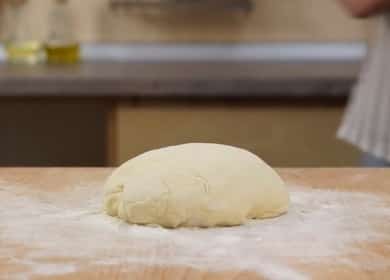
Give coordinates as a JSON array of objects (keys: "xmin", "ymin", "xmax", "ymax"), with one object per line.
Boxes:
[
  {"xmin": 45, "ymin": 0, "xmax": 80, "ymax": 64},
  {"xmin": 46, "ymin": 43, "xmax": 80, "ymax": 64},
  {"xmin": 5, "ymin": 41, "xmax": 44, "ymax": 64},
  {"xmin": 4, "ymin": 0, "xmax": 44, "ymax": 64}
]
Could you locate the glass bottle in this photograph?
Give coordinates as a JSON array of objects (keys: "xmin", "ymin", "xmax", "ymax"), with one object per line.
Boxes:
[
  {"xmin": 45, "ymin": 0, "xmax": 80, "ymax": 64},
  {"xmin": 4, "ymin": 0, "xmax": 44, "ymax": 64}
]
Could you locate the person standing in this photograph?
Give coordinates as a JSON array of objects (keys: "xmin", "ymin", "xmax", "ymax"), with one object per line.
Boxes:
[{"xmin": 338, "ymin": 0, "xmax": 390, "ymax": 166}]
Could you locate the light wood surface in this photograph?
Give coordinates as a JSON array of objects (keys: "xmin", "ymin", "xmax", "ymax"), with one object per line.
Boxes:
[{"xmin": 1, "ymin": 168, "xmax": 389, "ymax": 279}]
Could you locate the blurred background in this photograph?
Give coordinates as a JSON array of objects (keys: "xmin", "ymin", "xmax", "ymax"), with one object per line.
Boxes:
[{"xmin": 0, "ymin": 0, "xmax": 375, "ymax": 167}]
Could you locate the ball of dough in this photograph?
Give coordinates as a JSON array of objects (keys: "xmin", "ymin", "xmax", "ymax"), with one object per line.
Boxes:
[{"xmin": 104, "ymin": 143, "xmax": 289, "ymax": 228}]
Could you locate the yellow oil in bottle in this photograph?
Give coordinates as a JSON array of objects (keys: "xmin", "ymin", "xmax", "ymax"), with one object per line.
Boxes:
[
  {"xmin": 5, "ymin": 41, "xmax": 44, "ymax": 64},
  {"xmin": 45, "ymin": 43, "xmax": 80, "ymax": 64}
]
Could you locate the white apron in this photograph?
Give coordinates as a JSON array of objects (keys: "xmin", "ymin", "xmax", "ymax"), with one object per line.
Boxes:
[{"xmin": 338, "ymin": 14, "xmax": 390, "ymax": 161}]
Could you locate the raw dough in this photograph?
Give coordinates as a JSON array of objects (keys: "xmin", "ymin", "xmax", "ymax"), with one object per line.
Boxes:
[{"xmin": 104, "ymin": 143, "xmax": 289, "ymax": 228}]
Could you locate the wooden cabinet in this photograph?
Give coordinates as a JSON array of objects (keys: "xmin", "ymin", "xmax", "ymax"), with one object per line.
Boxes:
[
  {"xmin": 0, "ymin": 98, "xmax": 360, "ymax": 167},
  {"xmin": 0, "ymin": 100, "xmax": 107, "ymax": 166},
  {"xmin": 109, "ymin": 101, "xmax": 360, "ymax": 166}
]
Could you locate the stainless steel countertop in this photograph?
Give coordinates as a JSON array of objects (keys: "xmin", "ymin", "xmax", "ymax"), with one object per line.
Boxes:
[{"xmin": 0, "ymin": 43, "xmax": 365, "ymax": 97}]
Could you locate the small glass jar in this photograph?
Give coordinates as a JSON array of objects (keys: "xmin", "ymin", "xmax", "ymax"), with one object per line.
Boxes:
[
  {"xmin": 4, "ymin": 0, "xmax": 45, "ymax": 64},
  {"xmin": 45, "ymin": 0, "xmax": 80, "ymax": 64}
]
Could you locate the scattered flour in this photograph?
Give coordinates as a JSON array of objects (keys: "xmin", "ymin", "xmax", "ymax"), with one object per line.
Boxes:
[{"xmin": 1, "ymin": 181, "xmax": 389, "ymax": 280}]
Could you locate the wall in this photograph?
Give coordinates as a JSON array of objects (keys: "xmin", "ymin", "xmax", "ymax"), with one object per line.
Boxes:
[{"xmin": 0, "ymin": 0, "xmax": 369, "ymax": 42}]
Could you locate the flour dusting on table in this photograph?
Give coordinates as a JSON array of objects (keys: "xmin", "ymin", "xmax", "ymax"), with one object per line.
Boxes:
[{"xmin": 1, "ymin": 181, "xmax": 389, "ymax": 280}]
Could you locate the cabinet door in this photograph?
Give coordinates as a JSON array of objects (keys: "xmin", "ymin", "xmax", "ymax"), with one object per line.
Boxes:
[
  {"xmin": 0, "ymin": 100, "xmax": 106, "ymax": 166},
  {"xmin": 111, "ymin": 102, "xmax": 359, "ymax": 166}
]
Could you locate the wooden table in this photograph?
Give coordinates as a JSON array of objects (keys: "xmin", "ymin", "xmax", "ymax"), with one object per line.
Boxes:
[{"xmin": 1, "ymin": 168, "xmax": 389, "ymax": 280}]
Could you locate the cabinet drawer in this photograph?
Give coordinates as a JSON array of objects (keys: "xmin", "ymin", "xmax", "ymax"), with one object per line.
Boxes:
[{"xmin": 111, "ymin": 102, "xmax": 359, "ymax": 166}]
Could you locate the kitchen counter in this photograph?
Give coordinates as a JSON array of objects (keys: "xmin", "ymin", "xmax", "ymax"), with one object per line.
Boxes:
[
  {"xmin": 0, "ymin": 43, "xmax": 365, "ymax": 97},
  {"xmin": 1, "ymin": 168, "xmax": 389, "ymax": 279}
]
